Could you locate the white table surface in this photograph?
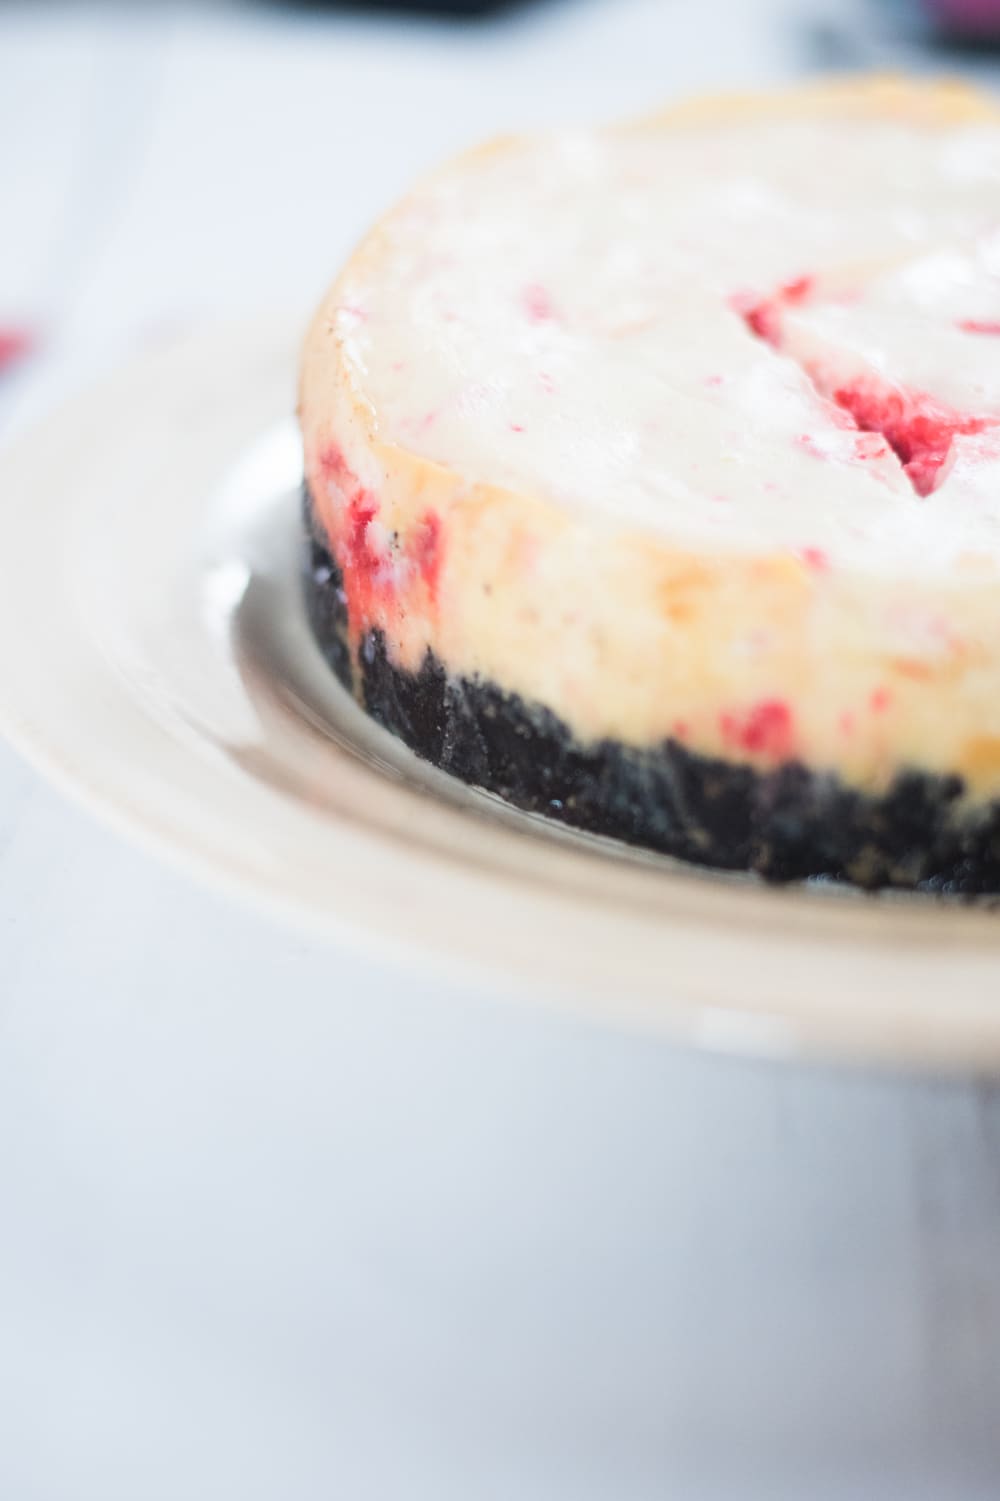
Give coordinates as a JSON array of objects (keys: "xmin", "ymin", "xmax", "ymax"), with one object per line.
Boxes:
[{"xmin": 3, "ymin": 3, "xmax": 1000, "ymax": 1497}]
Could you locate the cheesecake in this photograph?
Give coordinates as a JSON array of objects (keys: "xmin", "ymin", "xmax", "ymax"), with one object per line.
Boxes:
[{"xmin": 299, "ymin": 78, "xmax": 1000, "ymax": 891}]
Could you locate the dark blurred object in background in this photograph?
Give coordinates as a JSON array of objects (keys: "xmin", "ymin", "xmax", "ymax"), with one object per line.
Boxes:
[
  {"xmin": 807, "ymin": 0, "xmax": 1000, "ymax": 68},
  {"xmin": 285, "ymin": 0, "xmax": 541, "ymax": 16},
  {"xmin": 924, "ymin": 0, "xmax": 1000, "ymax": 41}
]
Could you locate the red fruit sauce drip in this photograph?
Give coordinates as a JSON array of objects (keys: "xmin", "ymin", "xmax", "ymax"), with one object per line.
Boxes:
[
  {"xmin": 957, "ymin": 319, "xmax": 1000, "ymax": 336},
  {"xmin": 830, "ymin": 380, "xmax": 992, "ymax": 497},
  {"xmin": 522, "ymin": 283, "xmax": 555, "ymax": 323},
  {"xmin": 340, "ymin": 491, "xmax": 385, "ymax": 623},
  {"xmin": 731, "ymin": 276, "xmax": 814, "ymax": 348},
  {"xmin": 732, "ymin": 292, "xmax": 781, "ymax": 345},
  {"xmin": 780, "ymin": 276, "xmax": 815, "ymax": 304},
  {"xmin": 317, "ymin": 444, "xmax": 446, "ymax": 627},
  {"xmin": 720, "ymin": 699, "xmax": 795, "ymax": 761},
  {"xmin": 339, "ymin": 494, "xmax": 447, "ymax": 623},
  {"xmin": 319, "ymin": 443, "xmax": 352, "ymax": 483},
  {"xmin": 733, "ymin": 277, "xmax": 1000, "ymax": 496},
  {"xmin": 797, "ymin": 546, "xmax": 829, "ymax": 572},
  {"xmin": 410, "ymin": 510, "xmax": 443, "ymax": 604},
  {"xmin": 0, "ymin": 328, "xmax": 33, "ymax": 373}
]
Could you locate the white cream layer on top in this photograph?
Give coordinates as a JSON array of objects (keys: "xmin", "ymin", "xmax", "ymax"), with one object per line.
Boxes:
[{"xmin": 333, "ymin": 109, "xmax": 1000, "ymax": 574}]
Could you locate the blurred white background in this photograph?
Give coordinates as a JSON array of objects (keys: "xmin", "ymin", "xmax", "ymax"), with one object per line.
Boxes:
[{"xmin": 2, "ymin": 3, "xmax": 1000, "ymax": 1498}]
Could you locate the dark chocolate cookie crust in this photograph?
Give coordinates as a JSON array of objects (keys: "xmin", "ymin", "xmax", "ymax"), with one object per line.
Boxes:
[{"xmin": 303, "ymin": 488, "xmax": 1000, "ymax": 892}]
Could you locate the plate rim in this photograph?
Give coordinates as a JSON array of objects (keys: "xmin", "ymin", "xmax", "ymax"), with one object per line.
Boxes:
[{"xmin": 3, "ymin": 318, "xmax": 1000, "ymax": 1071}]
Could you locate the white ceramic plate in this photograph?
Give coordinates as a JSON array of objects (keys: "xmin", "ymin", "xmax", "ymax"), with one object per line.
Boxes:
[{"xmin": 3, "ymin": 319, "xmax": 1000, "ymax": 1069}]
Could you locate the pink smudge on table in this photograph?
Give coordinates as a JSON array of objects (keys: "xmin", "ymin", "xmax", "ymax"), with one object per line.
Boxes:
[
  {"xmin": 797, "ymin": 546, "xmax": 829, "ymax": 572},
  {"xmin": 870, "ymin": 687, "xmax": 891, "ymax": 714},
  {"xmin": 0, "ymin": 328, "xmax": 33, "ymax": 373}
]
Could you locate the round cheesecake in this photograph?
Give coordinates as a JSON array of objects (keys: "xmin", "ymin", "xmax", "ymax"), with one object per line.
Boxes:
[{"xmin": 299, "ymin": 78, "xmax": 1000, "ymax": 891}]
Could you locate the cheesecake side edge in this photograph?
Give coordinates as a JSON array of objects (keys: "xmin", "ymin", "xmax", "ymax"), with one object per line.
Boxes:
[{"xmin": 302, "ymin": 487, "xmax": 1000, "ymax": 893}]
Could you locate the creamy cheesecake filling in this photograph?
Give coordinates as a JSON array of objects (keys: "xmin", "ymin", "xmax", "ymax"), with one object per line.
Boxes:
[
  {"xmin": 300, "ymin": 81, "xmax": 1000, "ymax": 801},
  {"xmin": 322, "ymin": 95, "xmax": 1000, "ymax": 568}
]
